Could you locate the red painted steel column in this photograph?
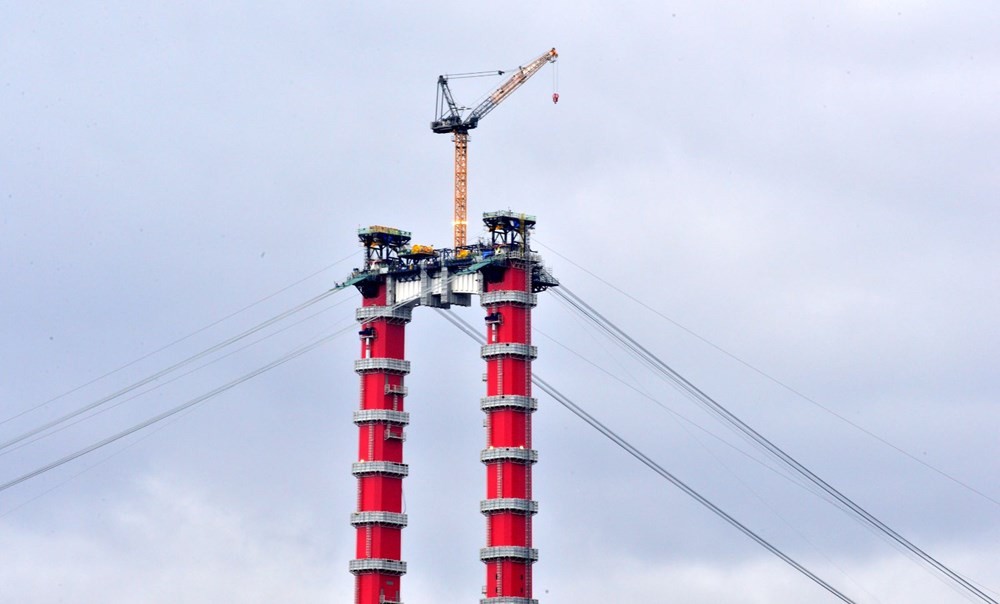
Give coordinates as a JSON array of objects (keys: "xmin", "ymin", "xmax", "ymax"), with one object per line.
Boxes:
[
  {"xmin": 480, "ymin": 260, "xmax": 539, "ymax": 604},
  {"xmin": 351, "ymin": 281, "xmax": 410, "ymax": 604}
]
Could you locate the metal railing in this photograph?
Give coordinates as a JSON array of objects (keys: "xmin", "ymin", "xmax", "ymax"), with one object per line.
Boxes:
[
  {"xmin": 480, "ymin": 395, "xmax": 537, "ymax": 412},
  {"xmin": 350, "ymin": 511, "xmax": 408, "ymax": 528},
  {"xmin": 480, "ymin": 343, "xmax": 538, "ymax": 360},
  {"xmin": 354, "ymin": 358, "xmax": 411, "ymax": 375},
  {"xmin": 479, "ymin": 546, "xmax": 538, "ymax": 562},
  {"xmin": 351, "ymin": 461, "xmax": 409, "ymax": 478},
  {"xmin": 480, "ymin": 498, "xmax": 538, "ymax": 515},
  {"xmin": 348, "ymin": 558, "xmax": 407, "ymax": 575},
  {"xmin": 356, "ymin": 305, "xmax": 413, "ymax": 323},
  {"xmin": 353, "ymin": 409, "xmax": 410, "ymax": 425},
  {"xmin": 480, "ymin": 447, "xmax": 538, "ymax": 464},
  {"xmin": 480, "ymin": 290, "xmax": 537, "ymax": 307},
  {"xmin": 385, "ymin": 383, "xmax": 409, "ymax": 396}
]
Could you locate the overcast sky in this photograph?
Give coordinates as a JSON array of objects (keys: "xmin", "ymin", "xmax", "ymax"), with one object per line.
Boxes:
[{"xmin": 2, "ymin": 2, "xmax": 999, "ymax": 602}]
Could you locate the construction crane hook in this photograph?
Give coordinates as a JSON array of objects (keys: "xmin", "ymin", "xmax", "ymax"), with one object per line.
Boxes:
[{"xmin": 551, "ymin": 51, "xmax": 559, "ymax": 103}]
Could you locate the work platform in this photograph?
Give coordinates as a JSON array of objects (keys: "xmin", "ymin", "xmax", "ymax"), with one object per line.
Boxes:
[{"xmin": 341, "ymin": 210, "xmax": 558, "ymax": 309}]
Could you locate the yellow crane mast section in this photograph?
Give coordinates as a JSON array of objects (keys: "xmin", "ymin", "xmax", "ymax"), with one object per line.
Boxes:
[{"xmin": 453, "ymin": 132, "xmax": 469, "ymax": 247}]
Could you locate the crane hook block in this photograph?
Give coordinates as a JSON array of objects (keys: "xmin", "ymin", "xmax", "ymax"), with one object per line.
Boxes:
[{"xmin": 552, "ymin": 92, "xmax": 559, "ymax": 104}]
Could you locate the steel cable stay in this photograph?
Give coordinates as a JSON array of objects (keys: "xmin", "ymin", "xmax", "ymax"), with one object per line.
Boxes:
[
  {"xmin": 0, "ymin": 284, "xmax": 356, "ymax": 455},
  {"xmin": 533, "ymin": 376, "xmax": 859, "ymax": 604},
  {"xmin": 533, "ymin": 313, "xmax": 882, "ymax": 602},
  {"xmin": 1, "ymin": 248, "xmax": 361, "ymax": 431},
  {"xmin": 544, "ymin": 291, "xmax": 850, "ymax": 507},
  {"xmin": 0, "ymin": 404, "xmax": 200, "ymax": 520},
  {"xmin": 547, "ymin": 293, "xmax": 654, "ymax": 401},
  {"xmin": 552, "ymin": 285, "xmax": 998, "ymax": 604},
  {"xmin": 0, "ymin": 267, "xmax": 471, "ymax": 498},
  {"xmin": 434, "ymin": 308, "xmax": 858, "ymax": 604},
  {"xmin": 3, "ymin": 255, "xmax": 477, "ymax": 464},
  {"xmin": 534, "ymin": 322, "xmax": 834, "ymax": 496},
  {"xmin": 544, "ymin": 293, "xmax": 851, "ymax": 510},
  {"xmin": 542, "ymin": 296, "xmax": 966, "ymax": 602},
  {"xmin": 535, "ymin": 239, "xmax": 1000, "ymax": 512},
  {"xmin": 555, "ymin": 285, "xmax": 997, "ymax": 603},
  {"xmin": 0, "ymin": 296, "xmax": 358, "ymax": 459},
  {"xmin": 0, "ymin": 324, "xmax": 357, "ymax": 496}
]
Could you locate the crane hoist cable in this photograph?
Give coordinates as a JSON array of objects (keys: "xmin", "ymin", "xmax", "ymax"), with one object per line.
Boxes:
[{"xmin": 431, "ymin": 48, "xmax": 558, "ymax": 248}]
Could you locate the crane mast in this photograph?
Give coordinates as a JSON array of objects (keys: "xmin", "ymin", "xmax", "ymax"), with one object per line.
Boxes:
[{"xmin": 431, "ymin": 48, "xmax": 558, "ymax": 247}]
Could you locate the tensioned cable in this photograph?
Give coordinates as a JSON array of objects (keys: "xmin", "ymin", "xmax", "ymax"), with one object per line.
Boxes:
[
  {"xmin": 556, "ymin": 286, "xmax": 944, "ymax": 589},
  {"xmin": 544, "ymin": 291, "xmax": 839, "ymax": 503},
  {"xmin": 553, "ymin": 293, "xmax": 994, "ymax": 604},
  {"xmin": 1, "ymin": 405, "xmax": 200, "ymax": 519},
  {"xmin": 535, "ymin": 239, "xmax": 1000, "ymax": 511},
  {"xmin": 3, "ymin": 252, "xmax": 474, "ymax": 458},
  {"xmin": 2, "ymin": 249, "xmax": 361, "ymax": 428},
  {"xmin": 554, "ymin": 285, "xmax": 997, "ymax": 604},
  {"xmin": 0, "ymin": 324, "xmax": 355, "ymax": 495},
  {"xmin": 0, "ymin": 286, "xmax": 346, "ymax": 454},
  {"xmin": 0, "ymin": 296, "xmax": 358, "ymax": 458},
  {"xmin": 540, "ymin": 300, "xmax": 886, "ymax": 603},
  {"xmin": 555, "ymin": 285, "xmax": 995, "ymax": 603},
  {"xmin": 1, "ymin": 259, "xmax": 470, "ymax": 494},
  {"xmin": 435, "ymin": 309, "xmax": 856, "ymax": 604},
  {"xmin": 534, "ymin": 325, "xmax": 824, "ymax": 491}
]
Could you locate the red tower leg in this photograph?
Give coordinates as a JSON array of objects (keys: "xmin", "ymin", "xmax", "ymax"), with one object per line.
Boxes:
[
  {"xmin": 351, "ymin": 284, "xmax": 412, "ymax": 604},
  {"xmin": 480, "ymin": 260, "xmax": 539, "ymax": 604}
]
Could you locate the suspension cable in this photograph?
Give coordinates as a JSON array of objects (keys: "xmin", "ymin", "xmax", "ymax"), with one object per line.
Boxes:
[
  {"xmin": 1, "ymin": 296, "xmax": 357, "ymax": 458},
  {"xmin": 553, "ymin": 285, "xmax": 997, "ymax": 604},
  {"xmin": 2, "ymin": 249, "xmax": 360, "ymax": 428},
  {"xmin": 4, "ymin": 260, "xmax": 468, "ymax": 475},
  {"xmin": 435, "ymin": 308, "xmax": 857, "ymax": 604},
  {"xmin": 2, "ymin": 265, "xmax": 459, "ymax": 502},
  {"xmin": 0, "ymin": 324, "xmax": 355, "ymax": 495},
  {"xmin": 0, "ymin": 286, "xmax": 347, "ymax": 454},
  {"xmin": 535, "ymin": 239, "xmax": 1000, "ymax": 511}
]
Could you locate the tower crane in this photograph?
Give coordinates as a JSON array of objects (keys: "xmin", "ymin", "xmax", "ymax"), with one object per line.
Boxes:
[{"xmin": 431, "ymin": 48, "xmax": 558, "ymax": 248}]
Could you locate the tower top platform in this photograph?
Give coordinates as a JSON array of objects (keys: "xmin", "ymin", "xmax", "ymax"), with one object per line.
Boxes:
[
  {"xmin": 482, "ymin": 210, "xmax": 536, "ymax": 227},
  {"xmin": 340, "ymin": 211, "xmax": 558, "ymax": 307},
  {"xmin": 358, "ymin": 225, "xmax": 412, "ymax": 249}
]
